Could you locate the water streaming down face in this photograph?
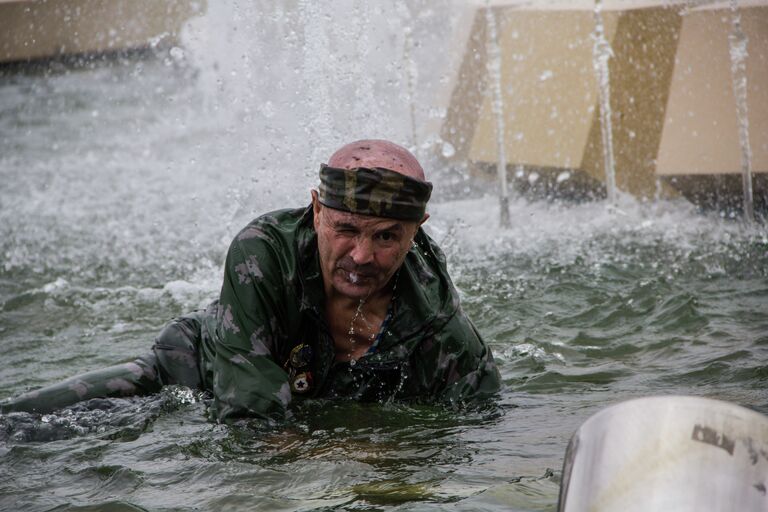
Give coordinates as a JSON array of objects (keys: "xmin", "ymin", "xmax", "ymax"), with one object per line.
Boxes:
[{"xmin": 1, "ymin": 2, "xmax": 767, "ymax": 511}]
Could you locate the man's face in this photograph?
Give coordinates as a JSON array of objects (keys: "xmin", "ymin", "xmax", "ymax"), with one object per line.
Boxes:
[{"xmin": 312, "ymin": 191, "xmax": 421, "ymax": 301}]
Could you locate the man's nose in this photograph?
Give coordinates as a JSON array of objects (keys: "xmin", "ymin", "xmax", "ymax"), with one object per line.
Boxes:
[{"xmin": 349, "ymin": 237, "xmax": 374, "ymax": 265}]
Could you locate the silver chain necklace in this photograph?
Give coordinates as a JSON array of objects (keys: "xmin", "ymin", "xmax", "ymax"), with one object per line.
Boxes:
[{"xmin": 347, "ymin": 269, "xmax": 400, "ymax": 366}]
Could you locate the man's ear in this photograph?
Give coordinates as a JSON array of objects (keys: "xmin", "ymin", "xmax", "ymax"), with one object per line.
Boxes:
[
  {"xmin": 311, "ymin": 190, "xmax": 321, "ymax": 226},
  {"xmin": 419, "ymin": 213, "xmax": 430, "ymax": 226}
]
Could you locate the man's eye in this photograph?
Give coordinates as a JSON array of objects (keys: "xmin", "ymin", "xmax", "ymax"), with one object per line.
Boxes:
[{"xmin": 378, "ymin": 232, "xmax": 396, "ymax": 242}]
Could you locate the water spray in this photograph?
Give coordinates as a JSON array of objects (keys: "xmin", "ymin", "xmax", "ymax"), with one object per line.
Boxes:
[
  {"xmin": 485, "ymin": 4, "xmax": 511, "ymax": 228},
  {"xmin": 298, "ymin": 0, "xmax": 334, "ymax": 164},
  {"xmin": 592, "ymin": 0, "xmax": 618, "ymax": 209},
  {"xmin": 727, "ymin": 0, "xmax": 755, "ymax": 222},
  {"xmin": 397, "ymin": 0, "xmax": 419, "ymax": 149}
]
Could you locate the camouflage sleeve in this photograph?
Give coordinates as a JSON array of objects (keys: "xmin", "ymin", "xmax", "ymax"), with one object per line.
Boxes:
[
  {"xmin": 416, "ymin": 307, "xmax": 501, "ymax": 406},
  {"xmin": 211, "ymin": 238, "xmax": 292, "ymax": 422}
]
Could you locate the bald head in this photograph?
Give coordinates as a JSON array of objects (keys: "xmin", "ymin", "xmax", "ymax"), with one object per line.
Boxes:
[{"xmin": 327, "ymin": 139, "xmax": 426, "ymax": 182}]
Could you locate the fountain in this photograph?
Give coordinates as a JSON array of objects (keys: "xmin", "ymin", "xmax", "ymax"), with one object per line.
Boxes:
[
  {"xmin": 0, "ymin": 2, "xmax": 767, "ymax": 511},
  {"xmin": 728, "ymin": 0, "xmax": 756, "ymax": 221},
  {"xmin": 591, "ymin": 0, "xmax": 618, "ymax": 207},
  {"xmin": 0, "ymin": 0, "xmax": 205, "ymax": 63},
  {"xmin": 485, "ymin": 4, "xmax": 512, "ymax": 227},
  {"xmin": 442, "ymin": 0, "xmax": 767, "ymax": 216}
]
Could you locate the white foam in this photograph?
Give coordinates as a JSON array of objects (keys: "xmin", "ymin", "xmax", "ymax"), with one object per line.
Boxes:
[
  {"xmin": 41, "ymin": 278, "xmax": 69, "ymax": 294},
  {"xmin": 163, "ymin": 277, "xmax": 218, "ymax": 310},
  {"xmin": 427, "ymin": 192, "xmax": 764, "ymax": 267}
]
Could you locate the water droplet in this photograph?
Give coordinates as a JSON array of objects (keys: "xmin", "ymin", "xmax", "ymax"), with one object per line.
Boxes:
[
  {"xmin": 169, "ymin": 46, "xmax": 184, "ymax": 62},
  {"xmin": 441, "ymin": 141, "xmax": 455, "ymax": 158}
]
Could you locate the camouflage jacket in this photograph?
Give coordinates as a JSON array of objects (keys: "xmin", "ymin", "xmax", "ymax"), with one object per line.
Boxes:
[{"xmin": 197, "ymin": 206, "xmax": 501, "ymax": 422}]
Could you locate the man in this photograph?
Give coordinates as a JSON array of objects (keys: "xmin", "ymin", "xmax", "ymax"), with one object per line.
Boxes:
[{"xmin": 1, "ymin": 140, "xmax": 501, "ymax": 421}]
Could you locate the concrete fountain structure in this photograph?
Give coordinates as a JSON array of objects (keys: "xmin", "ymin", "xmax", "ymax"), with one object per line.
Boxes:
[
  {"xmin": 441, "ymin": 0, "xmax": 767, "ymax": 219},
  {"xmin": 2, "ymin": 0, "xmax": 764, "ymax": 219},
  {"xmin": 0, "ymin": 0, "xmax": 205, "ymax": 63}
]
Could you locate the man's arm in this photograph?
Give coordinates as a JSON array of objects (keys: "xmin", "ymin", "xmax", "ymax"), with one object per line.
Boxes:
[
  {"xmin": 415, "ymin": 308, "xmax": 501, "ymax": 405},
  {"xmin": 210, "ymin": 238, "xmax": 292, "ymax": 422}
]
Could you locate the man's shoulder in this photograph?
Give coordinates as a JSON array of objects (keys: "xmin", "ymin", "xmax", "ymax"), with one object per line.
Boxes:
[
  {"xmin": 222, "ymin": 206, "xmax": 314, "ymax": 291},
  {"xmin": 232, "ymin": 206, "xmax": 312, "ymax": 248}
]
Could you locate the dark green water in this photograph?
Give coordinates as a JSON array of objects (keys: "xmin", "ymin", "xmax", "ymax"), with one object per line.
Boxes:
[{"xmin": 1, "ymin": 57, "xmax": 767, "ymax": 512}]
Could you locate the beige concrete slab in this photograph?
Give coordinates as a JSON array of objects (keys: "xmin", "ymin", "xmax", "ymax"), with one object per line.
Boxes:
[
  {"xmin": 656, "ymin": 6, "xmax": 768, "ymax": 176},
  {"xmin": 446, "ymin": 6, "xmax": 681, "ymax": 198},
  {"xmin": 468, "ymin": 9, "xmax": 620, "ymax": 170},
  {"xmin": 466, "ymin": 0, "xmax": 696, "ymax": 10},
  {"xmin": 581, "ymin": 6, "xmax": 682, "ymax": 197},
  {"xmin": 441, "ymin": 8, "xmax": 491, "ymax": 164},
  {"xmin": 471, "ymin": 0, "xmax": 768, "ymax": 10},
  {"xmin": 442, "ymin": 2, "xmax": 767, "ymax": 204},
  {"xmin": 0, "ymin": 0, "xmax": 205, "ymax": 63}
]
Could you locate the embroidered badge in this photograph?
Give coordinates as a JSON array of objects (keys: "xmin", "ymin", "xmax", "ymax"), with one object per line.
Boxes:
[
  {"xmin": 286, "ymin": 344, "xmax": 313, "ymax": 394},
  {"xmin": 289, "ymin": 344, "xmax": 313, "ymax": 368},
  {"xmin": 291, "ymin": 371, "xmax": 313, "ymax": 394}
]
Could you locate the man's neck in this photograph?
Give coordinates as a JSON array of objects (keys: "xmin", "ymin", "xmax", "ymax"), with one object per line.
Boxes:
[
  {"xmin": 324, "ymin": 281, "xmax": 396, "ymax": 363},
  {"xmin": 325, "ymin": 286, "xmax": 392, "ymax": 311},
  {"xmin": 322, "ymin": 270, "xmax": 398, "ymax": 310}
]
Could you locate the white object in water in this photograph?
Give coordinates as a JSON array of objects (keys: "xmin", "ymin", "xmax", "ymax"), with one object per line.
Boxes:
[{"xmin": 558, "ymin": 395, "xmax": 768, "ymax": 511}]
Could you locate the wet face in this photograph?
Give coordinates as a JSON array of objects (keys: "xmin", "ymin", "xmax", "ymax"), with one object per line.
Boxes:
[{"xmin": 312, "ymin": 191, "xmax": 420, "ymax": 301}]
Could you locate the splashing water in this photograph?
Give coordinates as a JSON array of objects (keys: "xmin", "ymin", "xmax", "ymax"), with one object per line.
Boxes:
[
  {"xmin": 0, "ymin": 2, "xmax": 767, "ymax": 511},
  {"xmin": 485, "ymin": 4, "xmax": 511, "ymax": 228},
  {"xmin": 592, "ymin": 0, "xmax": 617, "ymax": 207},
  {"xmin": 728, "ymin": 0, "xmax": 755, "ymax": 222}
]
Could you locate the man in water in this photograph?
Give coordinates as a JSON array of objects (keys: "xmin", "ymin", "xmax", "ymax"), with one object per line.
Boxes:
[{"xmin": 1, "ymin": 140, "xmax": 500, "ymax": 421}]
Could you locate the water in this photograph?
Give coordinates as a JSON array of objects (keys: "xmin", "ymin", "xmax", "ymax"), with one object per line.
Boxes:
[
  {"xmin": 728, "ymin": 0, "xmax": 755, "ymax": 222},
  {"xmin": 1, "ymin": 6, "xmax": 768, "ymax": 512},
  {"xmin": 591, "ymin": 0, "xmax": 617, "ymax": 208},
  {"xmin": 485, "ymin": 4, "xmax": 511, "ymax": 228}
]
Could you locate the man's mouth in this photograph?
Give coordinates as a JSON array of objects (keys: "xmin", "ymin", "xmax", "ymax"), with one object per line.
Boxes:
[
  {"xmin": 344, "ymin": 270, "xmax": 372, "ymax": 284},
  {"xmin": 338, "ymin": 267, "xmax": 376, "ymax": 285}
]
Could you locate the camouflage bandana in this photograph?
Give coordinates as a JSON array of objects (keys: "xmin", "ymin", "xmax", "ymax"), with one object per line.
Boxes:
[{"xmin": 318, "ymin": 164, "xmax": 432, "ymax": 221}]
